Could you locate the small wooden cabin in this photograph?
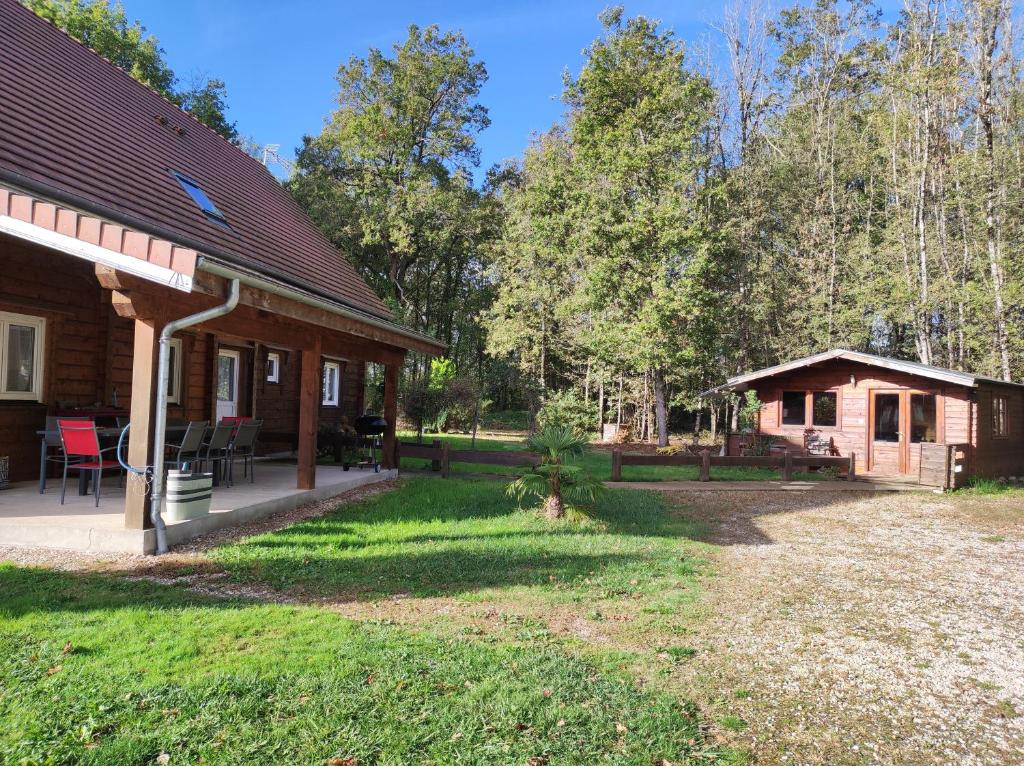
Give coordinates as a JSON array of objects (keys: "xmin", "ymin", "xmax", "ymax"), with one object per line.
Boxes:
[{"xmin": 714, "ymin": 350, "xmax": 1024, "ymax": 484}]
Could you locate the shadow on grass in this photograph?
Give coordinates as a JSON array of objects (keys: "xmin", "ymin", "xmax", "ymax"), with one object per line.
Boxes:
[
  {"xmin": 219, "ymin": 547, "xmax": 655, "ymax": 599},
  {"xmin": 0, "ymin": 566, "xmax": 722, "ymax": 766},
  {"xmin": 199, "ymin": 479, "xmax": 710, "ymax": 600}
]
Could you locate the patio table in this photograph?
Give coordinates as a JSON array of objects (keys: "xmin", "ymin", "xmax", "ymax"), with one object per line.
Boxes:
[{"xmin": 37, "ymin": 425, "xmax": 188, "ymax": 495}]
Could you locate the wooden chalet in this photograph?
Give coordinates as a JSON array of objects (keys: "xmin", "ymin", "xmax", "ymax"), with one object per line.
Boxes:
[
  {"xmin": 712, "ymin": 349, "xmax": 1024, "ymax": 485},
  {"xmin": 0, "ymin": 0, "xmax": 442, "ymax": 543}
]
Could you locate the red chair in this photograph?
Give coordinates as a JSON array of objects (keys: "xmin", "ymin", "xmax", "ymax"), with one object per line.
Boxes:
[{"xmin": 57, "ymin": 420, "xmax": 121, "ymax": 506}]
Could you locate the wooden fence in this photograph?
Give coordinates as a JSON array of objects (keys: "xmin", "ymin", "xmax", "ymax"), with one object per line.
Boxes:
[
  {"xmin": 610, "ymin": 447, "xmax": 856, "ymax": 482},
  {"xmin": 398, "ymin": 440, "xmax": 539, "ymax": 478}
]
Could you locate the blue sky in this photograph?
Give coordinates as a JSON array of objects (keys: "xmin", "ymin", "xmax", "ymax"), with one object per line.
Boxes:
[{"xmin": 121, "ymin": 1, "xmax": 900, "ymax": 178}]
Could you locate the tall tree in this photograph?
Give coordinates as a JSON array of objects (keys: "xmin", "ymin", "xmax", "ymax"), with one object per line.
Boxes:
[
  {"xmin": 566, "ymin": 7, "xmax": 727, "ymax": 445},
  {"xmin": 290, "ymin": 24, "xmax": 494, "ymax": 378}
]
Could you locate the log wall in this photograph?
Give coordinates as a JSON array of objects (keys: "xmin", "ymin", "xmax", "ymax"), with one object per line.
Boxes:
[{"xmin": 0, "ymin": 236, "xmax": 381, "ymax": 481}]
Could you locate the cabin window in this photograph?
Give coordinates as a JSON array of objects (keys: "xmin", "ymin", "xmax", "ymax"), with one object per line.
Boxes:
[
  {"xmin": 0, "ymin": 310, "xmax": 45, "ymax": 401},
  {"xmin": 993, "ymin": 395, "xmax": 1009, "ymax": 438},
  {"xmin": 910, "ymin": 393, "xmax": 936, "ymax": 443},
  {"xmin": 165, "ymin": 338, "xmax": 182, "ymax": 404},
  {"xmin": 812, "ymin": 392, "xmax": 837, "ymax": 427},
  {"xmin": 781, "ymin": 391, "xmax": 806, "ymax": 425},
  {"xmin": 266, "ymin": 352, "xmax": 280, "ymax": 383},
  {"xmin": 322, "ymin": 361, "xmax": 340, "ymax": 406},
  {"xmin": 874, "ymin": 393, "xmax": 900, "ymax": 442}
]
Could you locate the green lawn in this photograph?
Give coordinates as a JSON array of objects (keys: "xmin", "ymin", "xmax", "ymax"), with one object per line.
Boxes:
[
  {"xmin": 0, "ymin": 566, "xmax": 716, "ymax": 765},
  {"xmin": 1, "ymin": 478, "xmax": 745, "ymax": 764},
  {"xmin": 396, "ymin": 430, "xmax": 821, "ymax": 482},
  {"xmin": 211, "ymin": 478, "xmax": 707, "ymax": 610}
]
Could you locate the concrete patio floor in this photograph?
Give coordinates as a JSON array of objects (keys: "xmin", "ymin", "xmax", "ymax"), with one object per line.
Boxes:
[{"xmin": 0, "ymin": 462, "xmax": 396, "ymax": 554}]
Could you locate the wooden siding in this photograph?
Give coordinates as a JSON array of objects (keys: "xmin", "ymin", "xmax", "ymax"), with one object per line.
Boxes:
[
  {"xmin": 971, "ymin": 382, "xmax": 1024, "ymax": 478},
  {"xmin": 0, "ymin": 236, "xmax": 382, "ymax": 481},
  {"xmin": 0, "ymin": 235, "xmax": 133, "ymax": 481}
]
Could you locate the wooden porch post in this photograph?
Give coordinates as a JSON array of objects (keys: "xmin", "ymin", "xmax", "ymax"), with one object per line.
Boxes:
[
  {"xmin": 124, "ymin": 316, "xmax": 161, "ymax": 530},
  {"xmin": 382, "ymin": 361, "xmax": 399, "ymax": 470},
  {"xmin": 297, "ymin": 335, "xmax": 322, "ymax": 490}
]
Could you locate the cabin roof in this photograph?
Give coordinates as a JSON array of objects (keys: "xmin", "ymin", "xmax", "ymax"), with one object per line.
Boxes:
[
  {"xmin": 705, "ymin": 349, "xmax": 1024, "ymax": 396},
  {"xmin": 0, "ymin": 0, "xmax": 393, "ymax": 323}
]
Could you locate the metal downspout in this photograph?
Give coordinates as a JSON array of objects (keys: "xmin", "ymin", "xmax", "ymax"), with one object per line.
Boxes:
[{"xmin": 149, "ymin": 279, "xmax": 240, "ymax": 554}]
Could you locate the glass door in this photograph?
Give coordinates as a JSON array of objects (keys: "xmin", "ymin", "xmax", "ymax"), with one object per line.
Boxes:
[
  {"xmin": 870, "ymin": 390, "xmax": 939, "ymax": 474},
  {"xmin": 870, "ymin": 391, "xmax": 905, "ymax": 473},
  {"xmin": 216, "ymin": 349, "xmax": 240, "ymax": 420}
]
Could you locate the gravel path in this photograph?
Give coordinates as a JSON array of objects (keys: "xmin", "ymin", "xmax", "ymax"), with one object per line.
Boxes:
[{"xmin": 667, "ymin": 490, "xmax": 1024, "ymax": 766}]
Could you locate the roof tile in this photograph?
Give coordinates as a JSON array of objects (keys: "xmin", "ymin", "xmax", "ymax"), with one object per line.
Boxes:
[{"xmin": 0, "ymin": 0, "xmax": 392, "ymax": 320}]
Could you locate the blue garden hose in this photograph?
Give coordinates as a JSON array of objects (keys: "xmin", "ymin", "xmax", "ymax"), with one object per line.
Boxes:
[{"xmin": 116, "ymin": 424, "xmax": 150, "ymax": 477}]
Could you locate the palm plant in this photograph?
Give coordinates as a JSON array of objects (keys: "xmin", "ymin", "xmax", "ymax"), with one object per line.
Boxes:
[{"xmin": 507, "ymin": 426, "xmax": 603, "ymax": 520}]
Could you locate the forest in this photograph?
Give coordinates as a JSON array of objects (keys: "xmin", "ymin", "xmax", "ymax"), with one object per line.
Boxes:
[{"xmin": 35, "ymin": 0, "xmax": 1024, "ymax": 445}]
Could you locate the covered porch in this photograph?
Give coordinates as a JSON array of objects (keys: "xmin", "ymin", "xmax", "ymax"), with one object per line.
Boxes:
[
  {"xmin": 0, "ymin": 188, "xmax": 443, "ymax": 554},
  {"xmin": 0, "ymin": 462, "xmax": 396, "ymax": 554}
]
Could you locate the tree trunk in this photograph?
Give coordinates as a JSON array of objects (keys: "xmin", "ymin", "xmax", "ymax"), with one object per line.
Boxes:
[
  {"xmin": 596, "ymin": 377, "xmax": 604, "ymax": 438},
  {"xmin": 653, "ymin": 368, "xmax": 669, "ymax": 447},
  {"xmin": 546, "ymin": 469, "xmax": 564, "ymax": 520}
]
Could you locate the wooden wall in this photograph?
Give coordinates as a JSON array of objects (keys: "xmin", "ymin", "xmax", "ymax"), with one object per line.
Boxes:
[
  {"xmin": 1, "ymin": 236, "xmax": 376, "ymax": 480},
  {"xmin": 971, "ymin": 382, "xmax": 1024, "ymax": 479},
  {"xmin": 0, "ymin": 236, "xmax": 130, "ymax": 481}
]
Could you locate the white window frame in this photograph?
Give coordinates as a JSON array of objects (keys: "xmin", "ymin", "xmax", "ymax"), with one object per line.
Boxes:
[
  {"xmin": 322, "ymin": 360, "xmax": 341, "ymax": 407},
  {"xmin": 0, "ymin": 310, "xmax": 46, "ymax": 401},
  {"xmin": 266, "ymin": 351, "xmax": 281, "ymax": 383},
  {"xmin": 166, "ymin": 338, "xmax": 182, "ymax": 404}
]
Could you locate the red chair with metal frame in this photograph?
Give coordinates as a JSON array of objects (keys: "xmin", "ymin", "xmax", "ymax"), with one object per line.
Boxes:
[{"xmin": 57, "ymin": 420, "xmax": 122, "ymax": 506}]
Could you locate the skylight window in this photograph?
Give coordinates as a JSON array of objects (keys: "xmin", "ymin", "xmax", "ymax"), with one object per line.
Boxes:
[{"xmin": 172, "ymin": 171, "xmax": 228, "ymax": 226}]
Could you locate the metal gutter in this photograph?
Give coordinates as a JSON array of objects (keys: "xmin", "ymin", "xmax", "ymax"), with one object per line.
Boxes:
[
  {"xmin": 197, "ymin": 257, "xmax": 444, "ymax": 353},
  {"xmin": 149, "ymin": 279, "xmax": 240, "ymax": 554}
]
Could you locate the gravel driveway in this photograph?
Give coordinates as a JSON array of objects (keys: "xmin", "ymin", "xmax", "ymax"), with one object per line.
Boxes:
[{"xmin": 667, "ymin": 489, "xmax": 1024, "ymax": 766}]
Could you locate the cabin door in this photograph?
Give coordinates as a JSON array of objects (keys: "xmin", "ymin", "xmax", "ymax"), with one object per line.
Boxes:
[
  {"xmin": 216, "ymin": 349, "xmax": 240, "ymax": 419},
  {"xmin": 868, "ymin": 390, "xmax": 940, "ymax": 475},
  {"xmin": 869, "ymin": 390, "xmax": 907, "ymax": 474}
]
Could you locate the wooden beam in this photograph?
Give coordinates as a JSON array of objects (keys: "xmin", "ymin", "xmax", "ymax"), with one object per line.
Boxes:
[
  {"xmin": 124, "ymin": 316, "xmax": 161, "ymax": 530},
  {"xmin": 192, "ymin": 269, "xmax": 443, "ymax": 356},
  {"xmin": 297, "ymin": 335, "xmax": 322, "ymax": 489},
  {"xmin": 381, "ymin": 361, "xmax": 400, "ymax": 469},
  {"xmin": 96, "ymin": 270, "xmax": 409, "ymax": 365}
]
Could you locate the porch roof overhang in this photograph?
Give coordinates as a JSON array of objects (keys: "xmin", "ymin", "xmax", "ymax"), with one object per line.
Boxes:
[
  {"xmin": 702, "ymin": 348, "xmax": 1024, "ymax": 398},
  {"xmin": 0, "ymin": 183, "xmax": 445, "ymax": 357}
]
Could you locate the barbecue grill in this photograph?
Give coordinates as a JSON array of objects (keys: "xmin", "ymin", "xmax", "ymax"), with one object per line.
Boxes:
[{"xmin": 341, "ymin": 415, "xmax": 387, "ymax": 473}]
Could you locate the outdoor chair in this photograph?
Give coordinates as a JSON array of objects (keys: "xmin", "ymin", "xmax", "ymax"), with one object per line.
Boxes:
[
  {"xmin": 165, "ymin": 420, "xmax": 208, "ymax": 471},
  {"xmin": 803, "ymin": 429, "xmax": 837, "ymax": 456},
  {"xmin": 227, "ymin": 419, "xmax": 262, "ymax": 485},
  {"xmin": 199, "ymin": 422, "xmax": 234, "ymax": 486},
  {"xmin": 56, "ymin": 420, "xmax": 122, "ymax": 506},
  {"xmin": 39, "ymin": 415, "xmax": 88, "ymax": 494}
]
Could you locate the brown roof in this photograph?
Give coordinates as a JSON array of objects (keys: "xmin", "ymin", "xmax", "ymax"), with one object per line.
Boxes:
[{"xmin": 0, "ymin": 0, "xmax": 392, "ymax": 320}]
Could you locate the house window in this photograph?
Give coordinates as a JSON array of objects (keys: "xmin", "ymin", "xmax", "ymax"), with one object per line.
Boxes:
[
  {"xmin": 993, "ymin": 395, "xmax": 1009, "ymax": 438},
  {"xmin": 812, "ymin": 391, "xmax": 837, "ymax": 427},
  {"xmin": 266, "ymin": 352, "xmax": 280, "ymax": 383},
  {"xmin": 166, "ymin": 338, "xmax": 182, "ymax": 404},
  {"xmin": 781, "ymin": 391, "xmax": 806, "ymax": 426},
  {"xmin": 0, "ymin": 310, "xmax": 45, "ymax": 401},
  {"xmin": 322, "ymin": 360, "xmax": 340, "ymax": 406},
  {"xmin": 910, "ymin": 393, "xmax": 937, "ymax": 443},
  {"xmin": 171, "ymin": 171, "xmax": 229, "ymax": 227}
]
